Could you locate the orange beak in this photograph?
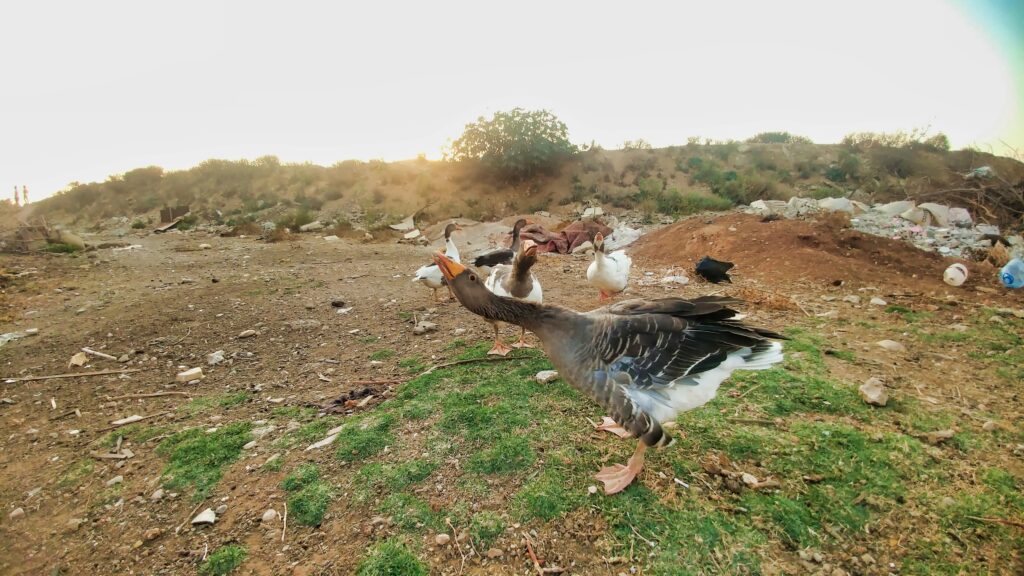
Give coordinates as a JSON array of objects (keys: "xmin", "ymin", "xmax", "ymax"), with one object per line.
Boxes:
[
  {"xmin": 522, "ymin": 239, "xmax": 538, "ymax": 257},
  {"xmin": 594, "ymin": 233, "xmax": 604, "ymax": 243},
  {"xmin": 433, "ymin": 252, "xmax": 466, "ymax": 281}
]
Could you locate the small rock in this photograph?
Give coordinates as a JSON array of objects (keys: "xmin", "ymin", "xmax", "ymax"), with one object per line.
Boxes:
[
  {"xmin": 815, "ymin": 310, "xmax": 839, "ymax": 319},
  {"xmin": 842, "ymin": 295, "xmax": 861, "ymax": 304},
  {"xmin": 251, "ymin": 425, "xmax": 276, "ymax": 438},
  {"xmin": 876, "ymin": 339, "xmax": 905, "ymax": 352},
  {"xmin": 486, "ymin": 548, "xmax": 504, "ymax": 559},
  {"xmin": 67, "ymin": 517, "xmax": 85, "ymax": 530},
  {"xmin": 215, "ymin": 504, "xmax": 228, "ymax": 516},
  {"xmin": 238, "ymin": 329, "xmax": 257, "ymax": 338},
  {"xmin": 860, "ymin": 553, "xmax": 876, "ymax": 565},
  {"xmin": 262, "ymin": 509, "xmax": 278, "ymax": 522},
  {"xmin": 176, "ymin": 367, "xmax": 204, "ymax": 382},
  {"xmin": 191, "ymin": 508, "xmax": 217, "ymax": 525},
  {"xmin": 869, "ymin": 297, "xmax": 887, "ymax": 306},
  {"xmin": 9, "ymin": 507, "xmax": 25, "ymax": 519},
  {"xmin": 105, "ymin": 475, "xmax": 123, "ymax": 487},
  {"xmin": 330, "ymin": 298, "xmax": 346, "ymax": 308},
  {"xmin": 263, "ymin": 453, "xmax": 281, "ymax": 467},
  {"xmin": 206, "ymin": 350, "xmax": 225, "ymax": 366},
  {"xmin": 180, "ymin": 277, "xmax": 196, "ymax": 284},
  {"xmin": 413, "ymin": 321, "xmax": 438, "ymax": 335},
  {"xmin": 741, "ymin": 473, "xmax": 759, "ymax": 487},
  {"xmin": 150, "ymin": 489, "xmax": 164, "ymax": 501},
  {"xmin": 453, "ymin": 328, "xmax": 467, "ymax": 336},
  {"xmin": 242, "ymin": 440, "xmax": 257, "ymax": 450},
  {"xmin": 587, "ymin": 485, "xmax": 598, "ymax": 495},
  {"xmin": 924, "ymin": 429, "xmax": 956, "ymax": 445},
  {"xmin": 535, "ymin": 370, "xmax": 559, "ymax": 384},
  {"xmin": 143, "ymin": 528, "xmax": 163, "ymax": 541},
  {"xmin": 435, "ymin": 533, "xmax": 451, "ymax": 546},
  {"xmin": 982, "ymin": 420, "xmax": 999, "ymax": 432},
  {"xmin": 571, "ymin": 241, "xmax": 594, "ymax": 255},
  {"xmin": 858, "ymin": 378, "xmax": 888, "ymax": 407},
  {"xmin": 198, "ymin": 243, "xmax": 212, "ymax": 250},
  {"xmin": 322, "ymin": 235, "xmax": 340, "ymax": 242}
]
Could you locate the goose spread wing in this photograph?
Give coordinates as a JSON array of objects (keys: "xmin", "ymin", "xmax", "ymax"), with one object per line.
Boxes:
[{"xmin": 592, "ymin": 296, "xmax": 783, "ymax": 389}]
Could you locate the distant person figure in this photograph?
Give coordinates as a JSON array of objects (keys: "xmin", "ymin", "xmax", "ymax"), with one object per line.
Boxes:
[
  {"xmin": 21, "ymin": 185, "xmax": 28, "ymax": 205},
  {"xmin": 12, "ymin": 185, "xmax": 18, "ymax": 207}
]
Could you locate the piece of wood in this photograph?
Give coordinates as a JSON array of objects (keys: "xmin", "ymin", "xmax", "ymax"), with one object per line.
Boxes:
[
  {"xmin": 106, "ymin": 391, "xmax": 191, "ymax": 401},
  {"xmin": 522, "ymin": 532, "xmax": 545, "ymax": 576},
  {"xmin": 81, "ymin": 347, "xmax": 117, "ymax": 361},
  {"xmin": 965, "ymin": 516, "xmax": 1024, "ymax": 530},
  {"xmin": 281, "ymin": 502, "xmax": 288, "ymax": 542},
  {"xmin": 95, "ymin": 411, "xmax": 170, "ymax": 433},
  {"xmin": 4, "ymin": 368, "xmax": 141, "ymax": 383},
  {"xmin": 176, "ymin": 502, "xmax": 204, "ymax": 535},
  {"xmin": 110, "ymin": 415, "xmax": 144, "ymax": 426},
  {"xmin": 419, "ymin": 352, "xmax": 542, "ymax": 376},
  {"xmin": 49, "ymin": 408, "xmax": 81, "ymax": 421}
]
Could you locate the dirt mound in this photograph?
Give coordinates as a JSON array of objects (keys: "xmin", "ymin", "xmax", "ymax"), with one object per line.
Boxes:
[{"xmin": 630, "ymin": 212, "xmax": 996, "ymax": 290}]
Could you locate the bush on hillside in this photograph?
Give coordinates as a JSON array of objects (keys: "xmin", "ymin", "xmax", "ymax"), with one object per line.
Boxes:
[
  {"xmin": 746, "ymin": 132, "xmax": 814, "ymax": 145},
  {"xmin": 445, "ymin": 108, "xmax": 577, "ymax": 182},
  {"xmin": 841, "ymin": 129, "xmax": 950, "ymax": 152}
]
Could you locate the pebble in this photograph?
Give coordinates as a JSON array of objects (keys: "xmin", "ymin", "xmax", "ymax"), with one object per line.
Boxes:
[
  {"xmin": 587, "ymin": 485, "xmax": 598, "ymax": 495},
  {"xmin": 150, "ymin": 489, "xmax": 164, "ymax": 501},
  {"xmin": 215, "ymin": 504, "xmax": 228, "ymax": 516},
  {"xmin": 9, "ymin": 507, "xmax": 25, "ymax": 519},
  {"xmin": 453, "ymin": 328, "xmax": 467, "ymax": 336},
  {"xmin": 105, "ymin": 475, "xmax": 123, "ymax": 487},
  {"xmin": 175, "ymin": 367, "xmax": 204, "ymax": 382},
  {"xmin": 486, "ymin": 548, "xmax": 504, "ymax": 559},
  {"xmin": 413, "ymin": 321, "xmax": 438, "ymax": 335},
  {"xmin": 191, "ymin": 508, "xmax": 217, "ymax": 525},
  {"xmin": 435, "ymin": 533, "xmax": 451, "ymax": 546},
  {"xmin": 242, "ymin": 440, "xmax": 257, "ymax": 450},
  {"xmin": 238, "ymin": 329, "xmax": 257, "ymax": 338},
  {"xmin": 858, "ymin": 377, "xmax": 888, "ymax": 407},
  {"xmin": 331, "ymin": 298, "xmax": 347, "ymax": 308},
  {"xmin": 67, "ymin": 517, "xmax": 85, "ymax": 530},
  {"xmin": 876, "ymin": 340, "xmax": 905, "ymax": 352},
  {"xmin": 535, "ymin": 370, "xmax": 559, "ymax": 384},
  {"xmin": 143, "ymin": 528, "xmax": 163, "ymax": 541},
  {"xmin": 842, "ymin": 295, "xmax": 860, "ymax": 304},
  {"xmin": 262, "ymin": 509, "xmax": 278, "ymax": 522},
  {"xmin": 815, "ymin": 310, "xmax": 838, "ymax": 319},
  {"xmin": 982, "ymin": 420, "xmax": 999, "ymax": 432},
  {"xmin": 869, "ymin": 297, "xmax": 887, "ymax": 306}
]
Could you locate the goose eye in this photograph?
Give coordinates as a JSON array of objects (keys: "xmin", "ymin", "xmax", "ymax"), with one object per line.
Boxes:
[{"xmin": 469, "ymin": 274, "xmax": 477, "ymax": 282}]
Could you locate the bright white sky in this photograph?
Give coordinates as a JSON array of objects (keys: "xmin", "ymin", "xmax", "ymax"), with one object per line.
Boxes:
[{"xmin": 2, "ymin": 0, "xmax": 1021, "ymax": 201}]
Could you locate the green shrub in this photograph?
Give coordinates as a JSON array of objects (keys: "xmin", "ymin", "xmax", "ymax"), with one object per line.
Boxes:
[
  {"xmin": 357, "ymin": 541, "xmax": 427, "ymax": 576},
  {"xmin": 199, "ymin": 545, "xmax": 247, "ymax": 576},
  {"xmin": 43, "ymin": 242, "xmax": 81, "ymax": 253},
  {"xmin": 746, "ymin": 131, "xmax": 813, "ymax": 144},
  {"xmin": 130, "ymin": 219, "xmax": 147, "ymax": 229}
]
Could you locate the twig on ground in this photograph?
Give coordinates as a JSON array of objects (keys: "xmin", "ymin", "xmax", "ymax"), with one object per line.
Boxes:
[
  {"xmin": 107, "ymin": 391, "xmax": 191, "ymax": 400},
  {"xmin": 3, "ymin": 368, "xmax": 142, "ymax": 383},
  {"xmin": 419, "ymin": 353, "xmax": 541, "ymax": 376},
  {"xmin": 81, "ymin": 347, "xmax": 118, "ymax": 361},
  {"xmin": 95, "ymin": 411, "xmax": 171, "ymax": 433},
  {"xmin": 338, "ymin": 379, "xmax": 404, "ymax": 386},
  {"xmin": 726, "ymin": 417, "xmax": 777, "ymax": 426},
  {"xmin": 176, "ymin": 502, "xmax": 204, "ymax": 535},
  {"xmin": 522, "ymin": 531, "xmax": 545, "ymax": 576},
  {"xmin": 49, "ymin": 408, "xmax": 81, "ymax": 421},
  {"xmin": 282, "ymin": 502, "xmax": 288, "ymax": 542},
  {"xmin": 965, "ymin": 516, "xmax": 1024, "ymax": 530},
  {"xmin": 446, "ymin": 518, "xmax": 467, "ymax": 576}
]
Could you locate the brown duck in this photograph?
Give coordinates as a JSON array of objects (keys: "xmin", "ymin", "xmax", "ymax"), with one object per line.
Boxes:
[{"xmin": 434, "ymin": 253, "xmax": 785, "ymax": 494}]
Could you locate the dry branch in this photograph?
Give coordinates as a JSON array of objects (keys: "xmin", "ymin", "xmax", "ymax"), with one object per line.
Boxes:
[{"xmin": 3, "ymin": 368, "xmax": 142, "ymax": 383}]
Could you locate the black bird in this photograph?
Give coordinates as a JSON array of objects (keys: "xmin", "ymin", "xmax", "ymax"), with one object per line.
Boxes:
[
  {"xmin": 472, "ymin": 218, "xmax": 529, "ymax": 269},
  {"xmin": 695, "ymin": 256, "xmax": 734, "ymax": 284}
]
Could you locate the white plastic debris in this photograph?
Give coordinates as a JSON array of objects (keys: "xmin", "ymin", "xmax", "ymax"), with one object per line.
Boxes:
[
  {"xmin": 176, "ymin": 367, "xmax": 204, "ymax": 382},
  {"xmin": 943, "ymin": 263, "xmax": 968, "ymax": 287},
  {"xmin": 191, "ymin": 508, "xmax": 217, "ymax": 525}
]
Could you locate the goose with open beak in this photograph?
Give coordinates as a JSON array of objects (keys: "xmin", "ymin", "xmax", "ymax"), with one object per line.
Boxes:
[{"xmin": 433, "ymin": 252, "xmax": 786, "ymax": 494}]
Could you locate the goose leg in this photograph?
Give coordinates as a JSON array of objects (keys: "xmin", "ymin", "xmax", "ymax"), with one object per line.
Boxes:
[
  {"xmin": 595, "ymin": 416, "xmax": 632, "ymax": 438},
  {"xmin": 598, "ymin": 290, "xmax": 609, "ymax": 301},
  {"xmin": 511, "ymin": 326, "xmax": 533, "ymax": 349},
  {"xmin": 595, "ymin": 442, "xmax": 647, "ymax": 495},
  {"xmin": 432, "ymin": 288, "xmax": 440, "ymax": 303},
  {"xmin": 487, "ymin": 322, "xmax": 511, "ymax": 356}
]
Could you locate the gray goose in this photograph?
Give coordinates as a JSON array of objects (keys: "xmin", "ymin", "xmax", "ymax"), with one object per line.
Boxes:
[
  {"xmin": 483, "ymin": 239, "xmax": 543, "ymax": 355},
  {"xmin": 434, "ymin": 253, "xmax": 785, "ymax": 494},
  {"xmin": 472, "ymin": 218, "xmax": 529, "ymax": 270}
]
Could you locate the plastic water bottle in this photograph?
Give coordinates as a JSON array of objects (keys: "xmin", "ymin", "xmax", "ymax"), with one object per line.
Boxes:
[{"xmin": 1001, "ymin": 258, "xmax": 1024, "ymax": 289}]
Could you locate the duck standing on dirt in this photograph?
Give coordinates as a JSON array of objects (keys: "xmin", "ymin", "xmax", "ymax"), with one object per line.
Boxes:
[
  {"xmin": 482, "ymin": 239, "xmax": 543, "ymax": 355},
  {"xmin": 411, "ymin": 223, "xmax": 462, "ymax": 302},
  {"xmin": 586, "ymin": 232, "xmax": 632, "ymax": 300},
  {"xmin": 433, "ymin": 252, "xmax": 785, "ymax": 494},
  {"xmin": 472, "ymin": 218, "xmax": 529, "ymax": 272}
]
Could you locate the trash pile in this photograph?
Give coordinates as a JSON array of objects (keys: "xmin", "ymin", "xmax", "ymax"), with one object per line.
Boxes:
[{"xmin": 748, "ymin": 197, "xmax": 1023, "ymax": 260}]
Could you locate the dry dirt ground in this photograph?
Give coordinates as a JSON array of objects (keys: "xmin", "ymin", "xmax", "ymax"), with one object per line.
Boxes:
[{"xmin": 1, "ymin": 214, "xmax": 1022, "ymax": 575}]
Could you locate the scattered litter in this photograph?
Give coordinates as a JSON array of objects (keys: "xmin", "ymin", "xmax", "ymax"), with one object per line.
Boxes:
[
  {"xmin": 695, "ymin": 256, "xmax": 733, "ymax": 284},
  {"xmin": 206, "ymin": 350, "xmax": 225, "ymax": 366},
  {"xmin": 191, "ymin": 508, "xmax": 217, "ymax": 525},
  {"xmin": 176, "ymin": 367, "xmax": 204, "ymax": 382},
  {"xmin": 82, "ymin": 347, "xmax": 117, "ymax": 361},
  {"xmin": 659, "ymin": 275, "xmax": 690, "ymax": 286},
  {"xmin": 943, "ymin": 263, "xmax": 968, "ymax": 286},
  {"xmin": 413, "ymin": 321, "xmax": 438, "ymax": 335},
  {"xmin": 238, "ymin": 329, "xmax": 257, "ymax": 338},
  {"xmin": 68, "ymin": 352, "xmax": 88, "ymax": 368},
  {"xmin": 1000, "ymin": 258, "xmax": 1024, "ymax": 289}
]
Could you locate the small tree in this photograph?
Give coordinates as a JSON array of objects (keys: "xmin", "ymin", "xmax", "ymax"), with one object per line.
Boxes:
[{"xmin": 445, "ymin": 108, "xmax": 577, "ymax": 182}]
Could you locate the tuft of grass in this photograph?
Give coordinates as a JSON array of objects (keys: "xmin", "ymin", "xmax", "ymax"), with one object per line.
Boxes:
[
  {"xmin": 886, "ymin": 305, "xmax": 932, "ymax": 323},
  {"xmin": 156, "ymin": 422, "xmax": 251, "ymax": 500},
  {"xmin": 470, "ymin": 511, "xmax": 505, "ymax": 547},
  {"xmin": 199, "ymin": 545, "xmax": 247, "ymax": 576},
  {"xmin": 370, "ymin": 349, "xmax": 396, "ymax": 361},
  {"xmin": 513, "ymin": 469, "xmax": 580, "ymax": 522},
  {"xmin": 355, "ymin": 460, "xmax": 437, "ymax": 498},
  {"xmin": 101, "ymin": 424, "xmax": 171, "ymax": 448},
  {"xmin": 281, "ymin": 464, "xmax": 334, "ymax": 527},
  {"xmin": 356, "ymin": 540, "xmax": 427, "ymax": 576},
  {"xmin": 43, "ymin": 242, "xmax": 82, "ymax": 253},
  {"xmin": 335, "ymin": 415, "xmax": 395, "ymax": 462},
  {"xmin": 466, "ymin": 436, "xmax": 536, "ymax": 474},
  {"xmin": 380, "ymin": 493, "xmax": 437, "ymax": 530},
  {"xmin": 397, "ymin": 356, "xmax": 426, "ymax": 374},
  {"xmin": 58, "ymin": 459, "xmax": 95, "ymax": 488}
]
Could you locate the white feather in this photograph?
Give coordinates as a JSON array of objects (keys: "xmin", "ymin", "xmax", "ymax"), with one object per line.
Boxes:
[
  {"xmin": 485, "ymin": 264, "xmax": 543, "ymax": 304},
  {"xmin": 627, "ymin": 341, "xmax": 784, "ymax": 423},
  {"xmin": 587, "ymin": 250, "xmax": 631, "ymax": 295}
]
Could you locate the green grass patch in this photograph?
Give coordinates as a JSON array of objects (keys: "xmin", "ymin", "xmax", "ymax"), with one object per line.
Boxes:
[
  {"xmin": 101, "ymin": 424, "xmax": 171, "ymax": 448},
  {"xmin": 466, "ymin": 436, "xmax": 536, "ymax": 474},
  {"xmin": 355, "ymin": 460, "xmax": 437, "ymax": 499},
  {"xmin": 885, "ymin": 305, "xmax": 932, "ymax": 323},
  {"xmin": 370, "ymin": 349, "xmax": 396, "ymax": 361},
  {"xmin": 181, "ymin": 392, "xmax": 249, "ymax": 416},
  {"xmin": 58, "ymin": 459, "xmax": 95, "ymax": 488},
  {"xmin": 199, "ymin": 545, "xmax": 247, "ymax": 576},
  {"xmin": 156, "ymin": 422, "xmax": 251, "ymax": 500},
  {"xmin": 470, "ymin": 511, "xmax": 506, "ymax": 547},
  {"xmin": 356, "ymin": 540, "xmax": 427, "ymax": 576},
  {"xmin": 43, "ymin": 242, "xmax": 82, "ymax": 253},
  {"xmin": 397, "ymin": 356, "xmax": 427, "ymax": 374},
  {"xmin": 281, "ymin": 464, "xmax": 335, "ymax": 527},
  {"xmin": 336, "ymin": 414, "xmax": 395, "ymax": 462},
  {"xmin": 380, "ymin": 493, "xmax": 437, "ymax": 530}
]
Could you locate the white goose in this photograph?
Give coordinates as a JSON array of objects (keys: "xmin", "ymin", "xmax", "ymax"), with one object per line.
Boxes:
[
  {"xmin": 586, "ymin": 233, "xmax": 632, "ymax": 301},
  {"xmin": 412, "ymin": 223, "xmax": 462, "ymax": 302}
]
